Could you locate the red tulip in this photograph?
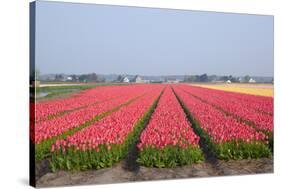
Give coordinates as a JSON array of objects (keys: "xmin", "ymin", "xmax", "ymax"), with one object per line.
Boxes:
[
  {"xmin": 52, "ymin": 85, "xmax": 164, "ymax": 152},
  {"xmin": 176, "ymin": 84, "xmax": 273, "ymax": 133},
  {"xmin": 35, "ymin": 85, "xmax": 162, "ymax": 144},
  {"xmin": 173, "ymin": 85, "xmax": 268, "ymax": 144},
  {"xmin": 138, "ymin": 86, "xmax": 200, "ymax": 151}
]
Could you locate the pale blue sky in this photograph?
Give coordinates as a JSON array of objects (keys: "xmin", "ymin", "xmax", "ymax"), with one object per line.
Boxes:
[{"xmin": 35, "ymin": 1, "xmax": 274, "ymax": 77}]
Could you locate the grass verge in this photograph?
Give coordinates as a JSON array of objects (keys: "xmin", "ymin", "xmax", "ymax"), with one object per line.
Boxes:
[{"xmin": 35, "ymin": 83, "xmax": 128, "ymax": 101}]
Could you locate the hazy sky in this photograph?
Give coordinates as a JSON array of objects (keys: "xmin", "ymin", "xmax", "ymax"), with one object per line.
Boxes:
[{"xmin": 35, "ymin": 1, "xmax": 274, "ymax": 76}]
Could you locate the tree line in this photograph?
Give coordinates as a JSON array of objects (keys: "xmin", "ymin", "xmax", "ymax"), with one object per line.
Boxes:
[
  {"xmin": 54, "ymin": 73, "xmax": 105, "ymax": 82},
  {"xmin": 183, "ymin": 74, "xmax": 252, "ymax": 83}
]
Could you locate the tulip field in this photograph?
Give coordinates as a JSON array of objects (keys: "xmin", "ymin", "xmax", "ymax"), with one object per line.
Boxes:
[
  {"xmin": 33, "ymin": 84, "xmax": 273, "ymax": 171},
  {"xmin": 137, "ymin": 87, "xmax": 204, "ymax": 167},
  {"xmin": 173, "ymin": 86, "xmax": 271, "ymax": 160},
  {"xmin": 192, "ymin": 84, "xmax": 273, "ymax": 97}
]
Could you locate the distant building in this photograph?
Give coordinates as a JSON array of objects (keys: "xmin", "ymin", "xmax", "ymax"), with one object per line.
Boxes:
[
  {"xmin": 238, "ymin": 77, "xmax": 243, "ymax": 83},
  {"xmin": 135, "ymin": 75, "xmax": 143, "ymax": 83},
  {"xmin": 249, "ymin": 78, "xmax": 256, "ymax": 83},
  {"xmin": 167, "ymin": 79, "xmax": 180, "ymax": 84},
  {"xmin": 131, "ymin": 75, "xmax": 149, "ymax": 83},
  {"xmin": 226, "ymin": 80, "xmax": 232, "ymax": 84},
  {"xmin": 122, "ymin": 76, "xmax": 130, "ymax": 83},
  {"xmin": 66, "ymin": 76, "xmax": 73, "ymax": 81}
]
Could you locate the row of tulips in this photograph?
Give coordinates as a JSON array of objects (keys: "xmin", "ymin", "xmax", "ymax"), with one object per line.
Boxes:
[
  {"xmin": 35, "ymin": 85, "xmax": 148, "ymax": 122},
  {"xmin": 178, "ymin": 85, "xmax": 273, "ymax": 133},
  {"xmin": 194, "ymin": 85, "xmax": 273, "ymax": 115},
  {"xmin": 35, "ymin": 85, "xmax": 162, "ymax": 160},
  {"xmin": 219, "ymin": 89, "xmax": 273, "ymax": 115},
  {"xmin": 49, "ymin": 86, "xmax": 164, "ymax": 171},
  {"xmin": 35, "ymin": 87, "xmax": 149, "ymax": 144},
  {"xmin": 173, "ymin": 86, "xmax": 271, "ymax": 160},
  {"xmin": 137, "ymin": 86, "xmax": 204, "ymax": 167}
]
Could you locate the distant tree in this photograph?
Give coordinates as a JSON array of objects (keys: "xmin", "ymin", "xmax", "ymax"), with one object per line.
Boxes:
[
  {"xmin": 97, "ymin": 75, "xmax": 106, "ymax": 83},
  {"xmin": 99, "ymin": 77, "xmax": 106, "ymax": 82},
  {"xmin": 77, "ymin": 73, "xmax": 98, "ymax": 82},
  {"xmin": 220, "ymin": 76, "xmax": 229, "ymax": 81},
  {"xmin": 208, "ymin": 75, "xmax": 217, "ymax": 82},
  {"xmin": 55, "ymin": 74, "xmax": 64, "ymax": 81},
  {"xmin": 116, "ymin": 75, "xmax": 123, "ymax": 82},
  {"xmin": 244, "ymin": 75, "xmax": 251, "ymax": 83},
  {"xmin": 185, "ymin": 75, "xmax": 197, "ymax": 82},
  {"xmin": 229, "ymin": 75, "xmax": 239, "ymax": 83},
  {"xmin": 194, "ymin": 75, "xmax": 200, "ymax": 82},
  {"xmin": 88, "ymin": 73, "xmax": 98, "ymax": 82},
  {"xmin": 184, "ymin": 75, "xmax": 196, "ymax": 82},
  {"xmin": 199, "ymin": 73, "xmax": 208, "ymax": 82},
  {"xmin": 69, "ymin": 74, "xmax": 78, "ymax": 82},
  {"xmin": 78, "ymin": 74, "xmax": 88, "ymax": 82}
]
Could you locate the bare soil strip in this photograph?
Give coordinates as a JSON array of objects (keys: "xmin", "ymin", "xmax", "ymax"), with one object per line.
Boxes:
[
  {"xmin": 123, "ymin": 87, "xmax": 165, "ymax": 175},
  {"xmin": 36, "ymin": 158, "xmax": 273, "ymax": 187}
]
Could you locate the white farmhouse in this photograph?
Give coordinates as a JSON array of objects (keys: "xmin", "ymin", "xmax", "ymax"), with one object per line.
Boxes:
[
  {"xmin": 226, "ymin": 80, "xmax": 232, "ymax": 84},
  {"xmin": 135, "ymin": 75, "xmax": 143, "ymax": 83},
  {"xmin": 249, "ymin": 78, "xmax": 256, "ymax": 83},
  {"xmin": 66, "ymin": 76, "xmax": 73, "ymax": 81},
  {"xmin": 123, "ymin": 77, "xmax": 130, "ymax": 83}
]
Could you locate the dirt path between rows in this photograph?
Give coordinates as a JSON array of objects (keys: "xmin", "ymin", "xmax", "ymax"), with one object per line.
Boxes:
[{"xmin": 36, "ymin": 157, "xmax": 273, "ymax": 187}]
